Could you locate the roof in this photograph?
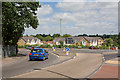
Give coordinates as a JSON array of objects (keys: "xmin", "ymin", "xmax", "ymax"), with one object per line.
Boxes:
[
  {"xmin": 44, "ymin": 41, "xmax": 53, "ymax": 44},
  {"xmin": 67, "ymin": 36, "xmax": 83, "ymax": 42},
  {"xmin": 84, "ymin": 37, "xmax": 103, "ymax": 42},
  {"xmin": 53, "ymin": 38, "xmax": 65, "ymax": 42},
  {"xmin": 21, "ymin": 36, "xmax": 40, "ymax": 42},
  {"xmin": 53, "ymin": 37, "xmax": 83, "ymax": 43}
]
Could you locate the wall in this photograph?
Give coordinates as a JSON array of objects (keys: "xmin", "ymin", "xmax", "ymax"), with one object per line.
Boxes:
[
  {"xmin": 98, "ymin": 39, "xmax": 104, "ymax": 47},
  {"xmin": 2, "ymin": 45, "xmax": 17, "ymax": 57},
  {"xmin": 80, "ymin": 38, "xmax": 90, "ymax": 46},
  {"xmin": 17, "ymin": 39, "xmax": 25, "ymax": 46}
]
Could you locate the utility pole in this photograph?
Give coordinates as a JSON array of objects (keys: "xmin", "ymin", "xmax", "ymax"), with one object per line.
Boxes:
[{"xmin": 60, "ymin": 18, "xmax": 62, "ymax": 35}]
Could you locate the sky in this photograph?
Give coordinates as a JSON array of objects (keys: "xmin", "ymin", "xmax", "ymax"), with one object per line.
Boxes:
[{"xmin": 24, "ymin": 0, "xmax": 118, "ymax": 36}]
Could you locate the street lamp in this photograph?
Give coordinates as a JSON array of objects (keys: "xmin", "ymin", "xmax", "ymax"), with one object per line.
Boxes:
[{"xmin": 60, "ymin": 18, "xmax": 62, "ymax": 35}]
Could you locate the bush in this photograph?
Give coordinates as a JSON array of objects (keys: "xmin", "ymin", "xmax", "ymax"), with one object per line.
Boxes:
[
  {"xmin": 18, "ymin": 45, "xmax": 25, "ymax": 48},
  {"xmin": 80, "ymin": 45, "xmax": 90, "ymax": 49}
]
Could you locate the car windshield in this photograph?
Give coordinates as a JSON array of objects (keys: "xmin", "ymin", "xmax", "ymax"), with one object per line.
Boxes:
[{"xmin": 31, "ymin": 49, "xmax": 43, "ymax": 53}]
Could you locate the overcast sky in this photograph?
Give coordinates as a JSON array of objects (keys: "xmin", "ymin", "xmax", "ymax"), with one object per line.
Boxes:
[{"xmin": 24, "ymin": 0, "xmax": 118, "ymax": 36}]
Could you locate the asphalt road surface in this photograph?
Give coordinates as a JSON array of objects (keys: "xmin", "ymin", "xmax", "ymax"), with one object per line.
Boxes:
[
  {"xmin": 55, "ymin": 48, "xmax": 118, "ymax": 60},
  {"xmin": 2, "ymin": 48, "xmax": 118, "ymax": 78},
  {"xmin": 2, "ymin": 49, "xmax": 58, "ymax": 78}
]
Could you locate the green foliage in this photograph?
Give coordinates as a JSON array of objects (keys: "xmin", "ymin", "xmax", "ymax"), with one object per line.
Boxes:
[
  {"xmin": 36, "ymin": 34, "xmax": 53, "ymax": 41},
  {"xmin": 2, "ymin": 2, "xmax": 40, "ymax": 46},
  {"xmin": 59, "ymin": 40, "xmax": 64, "ymax": 46},
  {"xmin": 36, "ymin": 34, "xmax": 44, "ymax": 41},
  {"xmin": 68, "ymin": 45, "xmax": 77, "ymax": 48},
  {"xmin": 53, "ymin": 34, "xmax": 61, "ymax": 38},
  {"xmin": 63, "ymin": 34, "xmax": 71, "ymax": 38},
  {"xmin": 99, "ymin": 46, "xmax": 109, "ymax": 49},
  {"xmin": 40, "ymin": 44, "xmax": 52, "ymax": 48},
  {"xmin": 102, "ymin": 38, "xmax": 113, "ymax": 47},
  {"xmin": 44, "ymin": 36, "xmax": 53, "ymax": 41}
]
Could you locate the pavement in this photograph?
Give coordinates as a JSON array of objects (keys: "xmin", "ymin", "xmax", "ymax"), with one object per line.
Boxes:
[
  {"xmin": 12, "ymin": 53, "xmax": 102, "ymax": 78},
  {"xmin": 90, "ymin": 52, "xmax": 119, "ymax": 79}
]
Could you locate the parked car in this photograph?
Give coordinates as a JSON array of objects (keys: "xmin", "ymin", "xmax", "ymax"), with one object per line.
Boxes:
[
  {"xmin": 110, "ymin": 47, "xmax": 116, "ymax": 50},
  {"xmin": 34, "ymin": 46, "xmax": 41, "ymax": 48},
  {"xmin": 26, "ymin": 46, "xmax": 33, "ymax": 50},
  {"xmin": 89, "ymin": 46, "xmax": 99, "ymax": 49},
  {"xmin": 29, "ymin": 48, "xmax": 49, "ymax": 61}
]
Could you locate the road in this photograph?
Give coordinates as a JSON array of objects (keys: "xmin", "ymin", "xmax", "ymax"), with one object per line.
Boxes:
[
  {"xmin": 55, "ymin": 48, "xmax": 118, "ymax": 60},
  {"xmin": 2, "ymin": 49, "xmax": 58, "ymax": 78},
  {"xmin": 2, "ymin": 48, "xmax": 118, "ymax": 78}
]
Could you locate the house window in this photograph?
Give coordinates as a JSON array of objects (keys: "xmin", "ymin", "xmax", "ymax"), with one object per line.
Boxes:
[
  {"xmin": 66, "ymin": 38, "xmax": 73, "ymax": 44},
  {"xmin": 75, "ymin": 40, "xmax": 77, "ymax": 43},
  {"xmin": 27, "ymin": 39, "xmax": 29, "ymax": 43},
  {"xmin": 82, "ymin": 40, "xmax": 85, "ymax": 45}
]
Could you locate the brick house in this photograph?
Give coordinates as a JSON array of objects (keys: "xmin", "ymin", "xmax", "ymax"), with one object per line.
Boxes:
[
  {"xmin": 84, "ymin": 37, "xmax": 104, "ymax": 47},
  {"xmin": 53, "ymin": 36, "xmax": 104, "ymax": 46},
  {"xmin": 53, "ymin": 38, "xmax": 66, "ymax": 45},
  {"xmin": 17, "ymin": 36, "xmax": 41, "ymax": 46}
]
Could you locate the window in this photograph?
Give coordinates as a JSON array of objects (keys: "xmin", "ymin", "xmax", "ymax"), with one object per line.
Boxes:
[
  {"xmin": 27, "ymin": 39, "xmax": 29, "ymax": 43},
  {"xmin": 66, "ymin": 38, "xmax": 73, "ymax": 44},
  {"xmin": 75, "ymin": 40, "xmax": 77, "ymax": 43},
  {"xmin": 31, "ymin": 49, "xmax": 43, "ymax": 53}
]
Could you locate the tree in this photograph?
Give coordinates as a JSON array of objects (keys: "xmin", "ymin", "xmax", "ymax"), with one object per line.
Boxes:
[
  {"xmin": 30, "ymin": 35, "xmax": 35, "ymax": 37},
  {"xmin": 44, "ymin": 36, "xmax": 53, "ymax": 41},
  {"xmin": 59, "ymin": 40, "xmax": 64, "ymax": 47},
  {"xmin": 63, "ymin": 34, "xmax": 71, "ymax": 37},
  {"xmin": 53, "ymin": 34, "xmax": 61, "ymax": 38},
  {"xmin": 36, "ymin": 34, "xmax": 44, "ymax": 41},
  {"xmin": 103, "ymin": 38, "xmax": 113, "ymax": 47},
  {"xmin": 2, "ymin": 2, "xmax": 40, "ymax": 46},
  {"xmin": 2, "ymin": 2, "xmax": 40, "ymax": 56}
]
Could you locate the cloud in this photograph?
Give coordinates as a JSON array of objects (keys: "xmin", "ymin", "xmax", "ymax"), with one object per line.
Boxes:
[
  {"xmin": 36, "ymin": 4, "xmax": 53, "ymax": 18},
  {"xmin": 24, "ymin": 2, "xmax": 118, "ymax": 35}
]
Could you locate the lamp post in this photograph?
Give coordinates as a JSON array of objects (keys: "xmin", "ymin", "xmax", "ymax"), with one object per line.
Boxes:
[{"xmin": 60, "ymin": 18, "xmax": 62, "ymax": 35}]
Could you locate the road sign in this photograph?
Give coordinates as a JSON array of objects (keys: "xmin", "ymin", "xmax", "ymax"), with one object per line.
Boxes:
[
  {"xmin": 53, "ymin": 47, "xmax": 55, "ymax": 49},
  {"xmin": 53, "ymin": 47, "xmax": 55, "ymax": 51},
  {"xmin": 65, "ymin": 47, "xmax": 69, "ymax": 55},
  {"xmin": 65, "ymin": 47, "xmax": 69, "ymax": 51}
]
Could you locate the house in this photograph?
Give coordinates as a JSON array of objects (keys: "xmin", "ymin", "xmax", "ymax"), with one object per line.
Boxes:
[
  {"xmin": 53, "ymin": 36, "xmax": 104, "ymax": 47},
  {"xmin": 65, "ymin": 36, "xmax": 83, "ymax": 45},
  {"xmin": 17, "ymin": 36, "xmax": 41, "ymax": 46},
  {"xmin": 53, "ymin": 38, "xmax": 66, "ymax": 45},
  {"xmin": 53, "ymin": 37, "xmax": 84, "ymax": 45},
  {"xmin": 84, "ymin": 37, "xmax": 104, "ymax": 46},
  {"xmin": 44, "ymin": 41, "xmax": 53, "ymax": 46}
]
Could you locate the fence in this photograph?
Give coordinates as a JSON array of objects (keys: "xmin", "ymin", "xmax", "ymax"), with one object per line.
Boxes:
[{"xmin": 2, "ymin": 45, "xmax": 17, "ymax": 58}]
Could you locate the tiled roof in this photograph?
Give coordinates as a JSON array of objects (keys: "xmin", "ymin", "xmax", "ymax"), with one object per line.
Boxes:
[
  {"xmin": 53, "ymin": 37, "xmax": 83, "ymax": 43},
  {"xmin": 21, "ymin": 36, "xmax": 40, "ymax": 42},
  {"xmin": 44, "ymin": 41, "xmax": 53, "ymax": 44},
  {"xmin": 68, "ymin": 36, "xmax": 83, "ymax": 42},
  {"xmin": 53, "ymin": 38, "xmax": 65, "ymax": 42},
  {"xmin": 84, "ymin": 37, "xmax": 102, "ymax": 41}
]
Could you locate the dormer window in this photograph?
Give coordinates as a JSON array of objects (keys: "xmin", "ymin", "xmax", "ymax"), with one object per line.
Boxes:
[{"xmin": 28, "ymin": 39, "xmax": 29, "ymax": 43}]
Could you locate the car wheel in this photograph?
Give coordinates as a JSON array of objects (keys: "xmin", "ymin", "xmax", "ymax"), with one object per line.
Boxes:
[
  {"xmin": 29, "ymin": 59, "xmax": 32, "ymax": 61},
  {"xmin": 46, "ymin": 55, "xmax": 48, "ymax": 59}
]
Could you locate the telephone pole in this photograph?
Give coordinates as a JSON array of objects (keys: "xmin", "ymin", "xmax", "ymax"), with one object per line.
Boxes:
[{"xmin": 60, "ymin": 18, "xmax": 62, "ymax": 35}]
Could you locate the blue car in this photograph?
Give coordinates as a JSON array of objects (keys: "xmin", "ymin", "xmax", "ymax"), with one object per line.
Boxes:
[{"xmin": 29, "ymin": 48, "xmax": 49, "ymax": 61}]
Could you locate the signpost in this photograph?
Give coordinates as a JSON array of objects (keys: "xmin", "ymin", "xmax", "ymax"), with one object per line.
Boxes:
[
  {"xmin": 65, "ymin": 47, "xmax": 69, "ymax": 55},
  {"xmin": 53, "ymin": 47, "xmax": 55, "ymax": 51}
]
